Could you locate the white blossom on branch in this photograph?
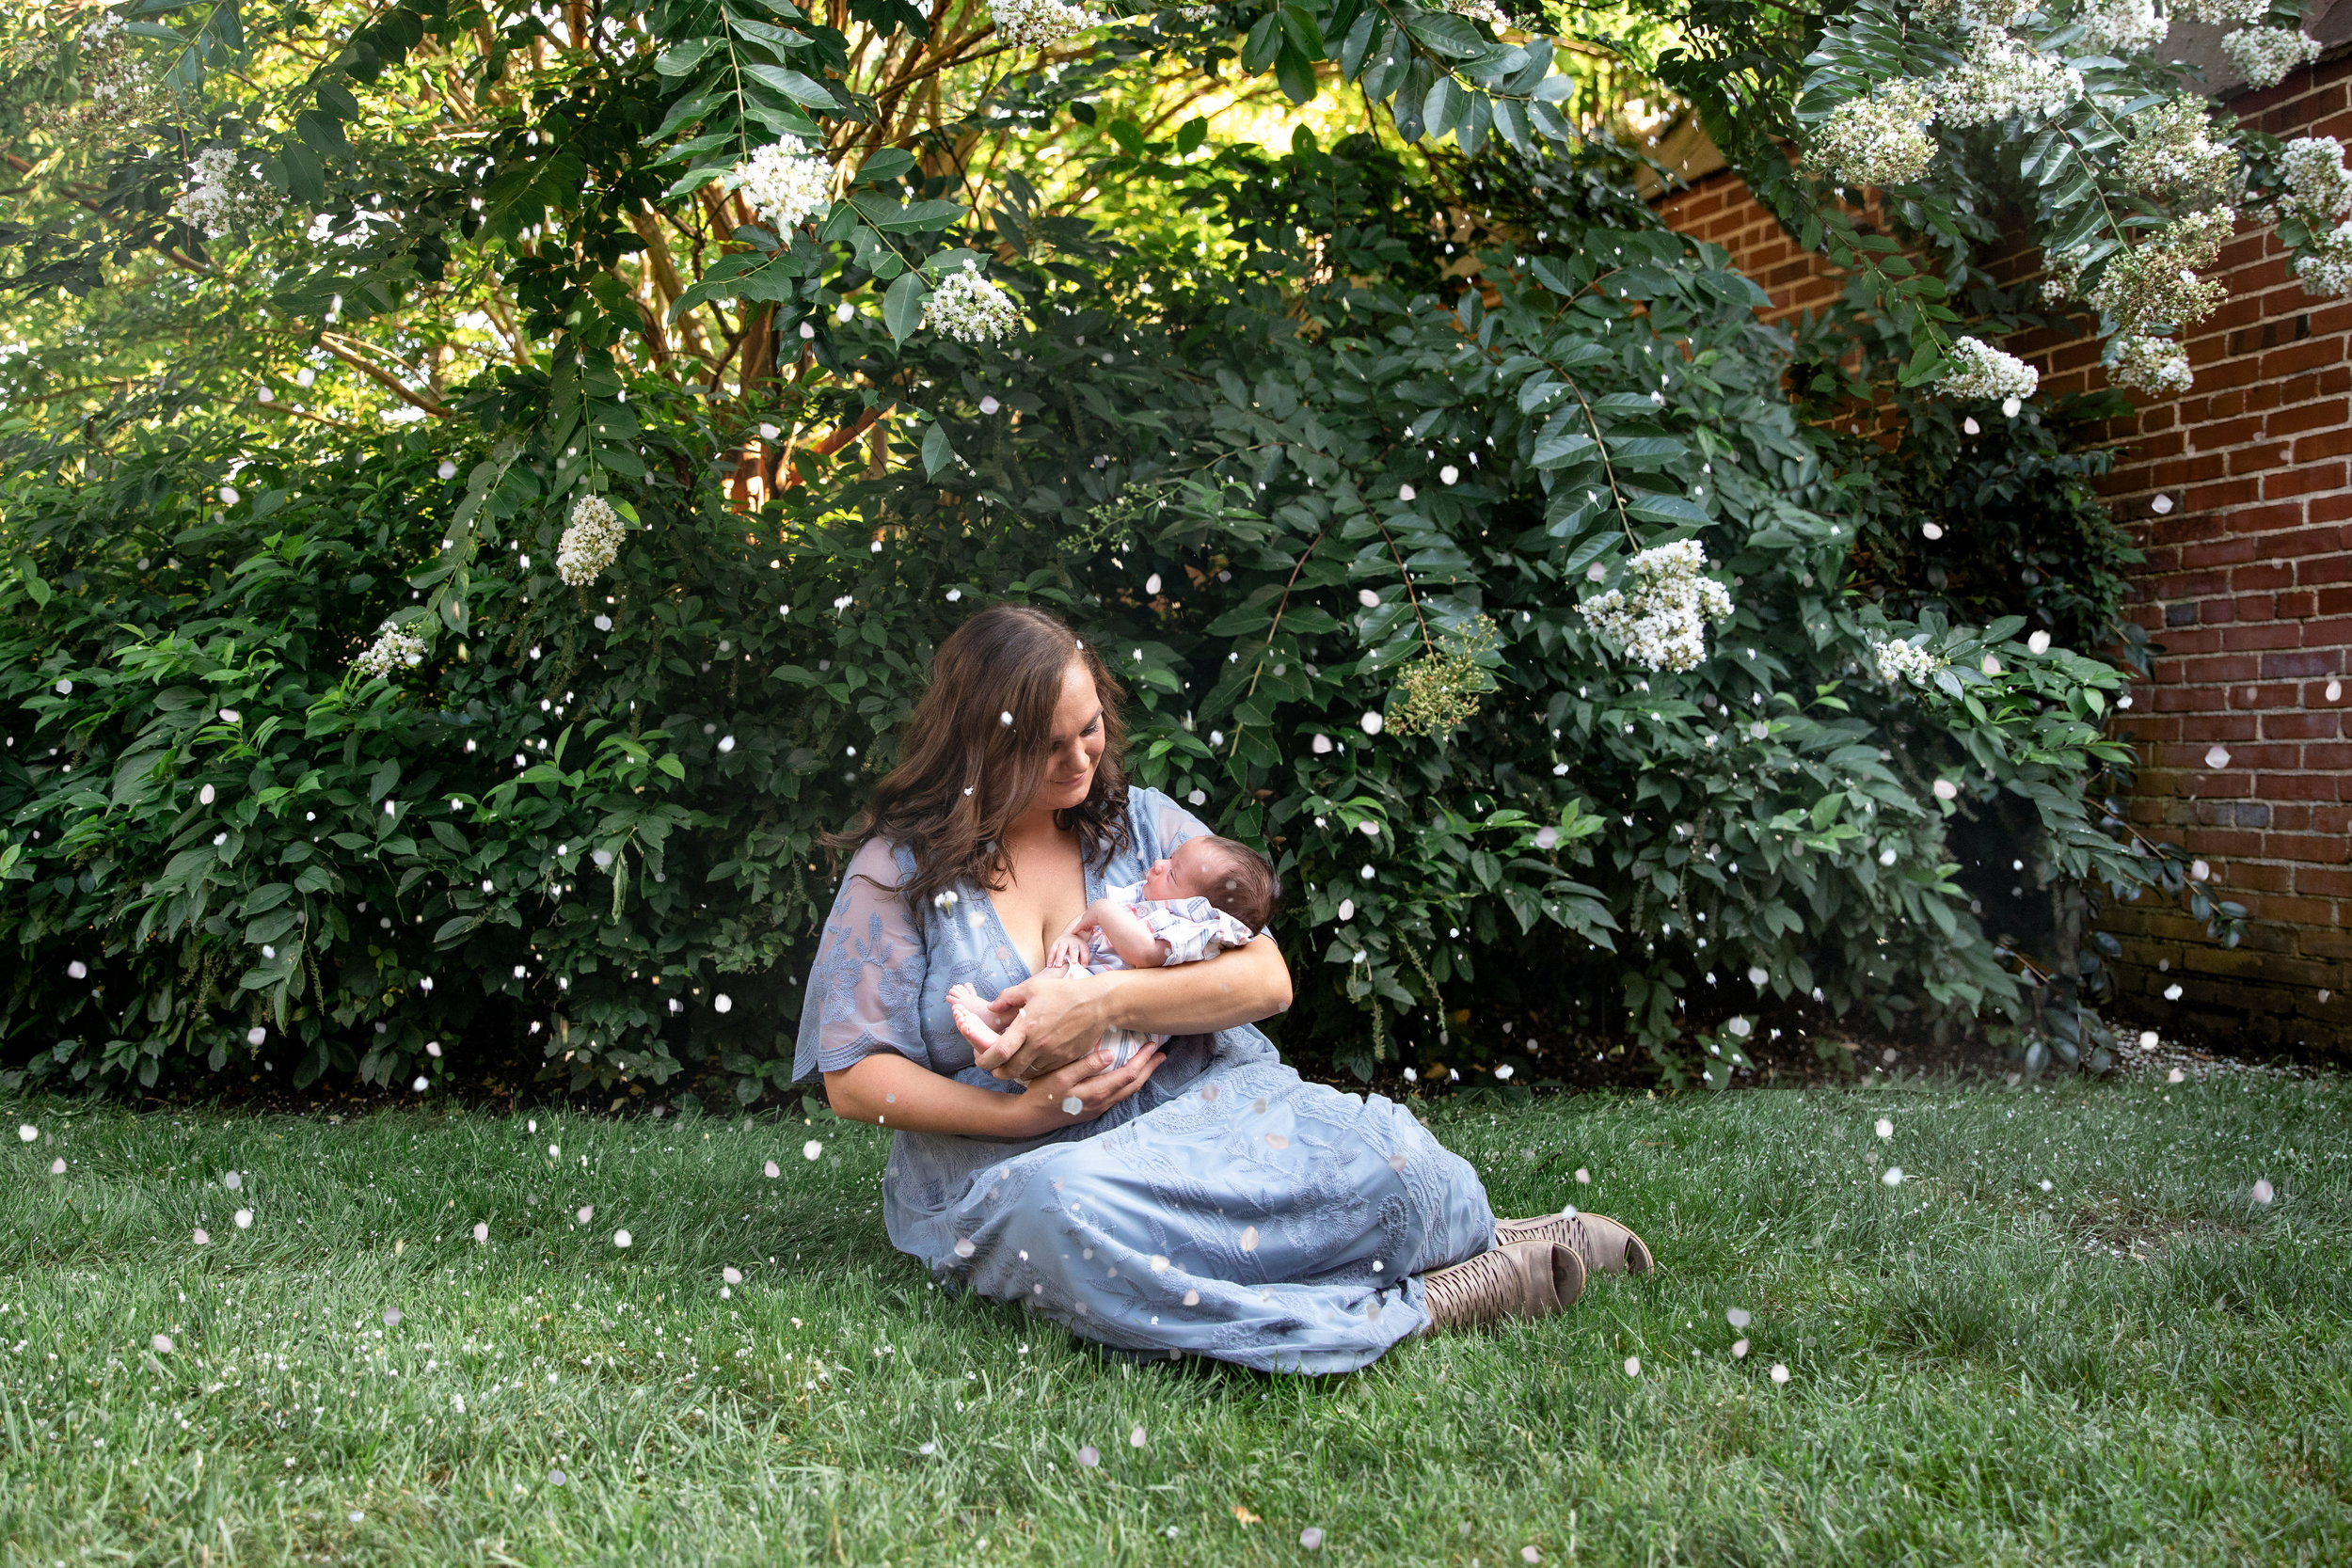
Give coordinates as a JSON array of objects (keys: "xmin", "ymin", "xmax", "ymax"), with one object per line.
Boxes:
[
  {"xmin": 924, "ymin": 261, "xmax": 1021, "ymax": 343},
  {"xmin": 1872, "ymin": 639, "xmax": 1948, "ymax": 688},
  {"xmin": 990, "ymin": 0, "xmax": 1094, "ymax": 49},
  {"xmin": 729, "ymin": 141, "xmax": 833, "ymax": 234},
  {"xmin": 2078, "ymin": 0, "xmax": 2167, "ymax": 55},
  {"xmin": 2108, "ymin": 335, "xmax": 2193, "ymax": 395},
  {"xmin": 353, "ymin": 621, "xmax": 426, "ymax": 678},
  {"xmin": 2169, "ymin": 0, "xmax": 2268, "ymax": 24},
  {"xmin": 1809, "ymin": 81, "xmax": 1939, "ymax": 186},
  {"xmin": 172, "ymin": 147, "xmax": 281, "ymax": 237},
  {"xmin": 2089, "ymin": 208, "xmax": 2233, "ymax": 339},
  {"xmin": 557, "ymin": 495, "xmax": 626, "ymax": 587},
  {"xmin": 2292, "ymin": 222, "xmax": 2352, "ymax": 293},
  {"xmin": 1931, "ymin": 33, "xmax": 2083, "ymax": 127},
  {"xmin": 2277, "ymin": 135, "xmax": 2352, "ymax": 230},
  {"xmin": 1578, "ymin": 540, "xmax": 1734, "ymax": 673},
  {"xmin": 2221, "ymin": 25, "xmax": 2321, "ymax": 90},
  {"xmin": 2118, "ymin": 97, "xmax": 2239, "ymax": 205},
  {"xmin": 1937, "ymin": 336, "xmax": 2039, "ymax": 402}
]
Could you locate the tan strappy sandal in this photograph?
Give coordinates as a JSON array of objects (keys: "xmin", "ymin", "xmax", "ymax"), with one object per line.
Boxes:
[
  {"xmin": 1417, "ymin": 1240, "xmax": 1586, "ymax": 1335},
  {"xmin": 1495, "ymin": 1211, "xmax": 1656, "ymax": 1276}
]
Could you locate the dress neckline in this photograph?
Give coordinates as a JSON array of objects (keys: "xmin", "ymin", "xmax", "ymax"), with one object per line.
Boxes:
[{"xmin": 973, "ymin": 832, "xmax": 1107, "ymax": 982}]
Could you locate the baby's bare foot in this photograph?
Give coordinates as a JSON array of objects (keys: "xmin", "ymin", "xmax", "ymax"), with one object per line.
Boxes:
[{"xmin": 949, "ymin": 991, "xmax": 1003, "ymax": 1052}]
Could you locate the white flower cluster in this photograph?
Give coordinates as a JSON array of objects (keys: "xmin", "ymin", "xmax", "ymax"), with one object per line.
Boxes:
[
  {"xmin": 1932, "ymin": 33, "xmax": 2083, "ymax": 128},
  {"xmin": 172, "ymin": 147, "xmax": 278, "ymax": 237},
  {"xmin": 2222, "ymin": 25, "xmax": 2321, "ymax": 90},
  {"xmin": 1578, "ymin": 540, "xmax": 1734, "ymax": 673},
  {"xmin": 1938, "ymin": 335, "xmax": 2039, "ymax": 402},
  {"xmin": 1872, "ymin": 639, "xmax": 1947, "ymax": 688},
  {"xmin": 2295, "ymin": 222, "xmax": 2352, "ymax": 293},
  {"xmin": 2041, "ymin": 246, "xmax": 2089, "ymax": 304},
  {"xmin": 2088, "ymin": 207, "xmax": 2233, "ymax": 338},
  {"xmin": 2277, "ymin": 136, "xmax": 2352, "ymax": 294},
  {"xmin": 556, "ymin": 495, "xmax": 626, "ymax": 587},
  {"xmin": 2119, "ymin": 97, "xmax": 2239, "ymax": 203},
  {"xmin": 730, "ymin": 141, "xmax": 833, "ymax": 234},
  {"xmin": 2108, "ymin": 335, "xmax": 2194, "ymax": 395},
  {"xmin": 1442, "ymin": 0, "xmax": 1511, "ymax": 24},
  {"xmin": 924, "ymin": 261, "xmax": 1021, "ymax": 343},
  {"xmin": 2170, "ymin": 0, "xmax": 2268, "ymax": 24},
  {"xmin": 2278, "ymin": 136, "xmax": 2352, "ymax": 230},
  {"xmin": 2078, "ymin": 0, "xmax": 2166, "ymax": 55},
  {"xmin": 1176, "ymin": 2, "xmax": 1218, "ymax": 14},
  {"xmin": 353, "ymin": 621, "xmax": 426, "ymax": 678},
  {"xmin": 1810, "ymin": 81, "xmax": 1939, "ymax": 187},
  {"xmin": 990, "ymin": 0, "xmax": 1093, "ymax": 49},
  {"xmin": 81, "ymin": 11, "xmax": 126, "ymax": 46}
]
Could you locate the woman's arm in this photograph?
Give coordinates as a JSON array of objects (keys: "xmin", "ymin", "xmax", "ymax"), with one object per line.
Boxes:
[
  {"xmin": 976, "ymin": 932, "xmax": 1293, "ymax": 1082},
  {"xmin": 824, "ymin": 1043, "xmax": 1167, "ymax": 1137}
]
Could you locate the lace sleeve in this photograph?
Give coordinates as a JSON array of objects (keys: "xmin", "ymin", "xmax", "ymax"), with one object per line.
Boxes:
[{"xmin": 791, "ymin": 838, "xmax": 930, "ymax": 1084}]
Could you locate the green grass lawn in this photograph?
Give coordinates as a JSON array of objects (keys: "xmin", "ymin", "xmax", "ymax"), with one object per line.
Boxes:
[{"xmin": 0, "ymin": 1067, "xmax": 2344, "ymax": 1566}]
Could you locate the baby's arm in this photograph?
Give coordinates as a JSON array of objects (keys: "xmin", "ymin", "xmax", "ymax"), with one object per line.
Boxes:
[
  {"xmin": 1043, "ymin": 908, "xmax": 1101, "ymax": 974},
  {"xmin": 1089, "ymin": 898, "xmax": 1170, "ymax": 969}
]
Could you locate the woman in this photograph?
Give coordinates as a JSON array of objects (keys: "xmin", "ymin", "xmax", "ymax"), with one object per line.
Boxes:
[{"xmin": 792, "ymin": 605, "xmax": 1650, "ymax": 1373}]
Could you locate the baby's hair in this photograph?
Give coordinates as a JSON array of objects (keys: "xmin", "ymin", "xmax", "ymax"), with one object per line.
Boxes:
[{"xmin": 1192, "ymin": 835, "xmax": 1282, "ymax": 932}]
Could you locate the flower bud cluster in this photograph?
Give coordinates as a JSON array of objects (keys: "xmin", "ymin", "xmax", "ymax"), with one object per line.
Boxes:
[
  {"xmin": 730, "ymin": 142, "xmax": 833, "ymax": 234},
  {"xmin": 1387, "ymin": 616, "xmax": 1501, "ymax": 738},
  {"xmin": 2221, "ymin": 25, "xmax": 2321, "ymax": 90},
  {"xmin": 2088, "ymin": 208, "xmax": 2232, "ymax": 337},
  {"xmin": 39, "ymin": 18, "xmax": 171, "ymax": 150},
  {"xmin": 2118, "ymin": 98, "xmax": 2239, "ymax": 204},
  {"xmin": 1872, "ymin": 640, "xmax": 1948, "ymax": 688},
  {"xmin": 1931, "ymin": 33, "xmax": 2083, "ymax": 128},
  {"xmin": 1810, "ymin": 81, "xmax": 1939, "ymax": 187},
  {"xmin": 1938, "ymin": 336, "xmax": 2039, "ymax": 402},
  {"xmin": 2108, "ymin": 334, "xmax": 2193, "ymax": 395},
  {"xmin": 990, "ymin": 0, "xmax": 1094, "ymax": 49},
  {"xmin": 1578, "ymin": 540, "xmax": 1734, "ymax": 674},
  {"xmin": 353, "ymin": 621, "xmax": 426, "ymax": 678},
  {"xmin": 557, "ymin": 496, "xmax": 626, "ymax": 587},
  {"xmin": 924, "ymin": 261, "xmax": 1021, "ymax": 343},
  {"xmin": 2078, "ymin": 0, "xmax": 2167, "ymax": 55}
]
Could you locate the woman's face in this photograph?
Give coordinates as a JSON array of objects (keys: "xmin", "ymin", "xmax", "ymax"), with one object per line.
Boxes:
[{"xmin": 1035, "ymin": 657, "xmax": 1106, "ymax": 814}]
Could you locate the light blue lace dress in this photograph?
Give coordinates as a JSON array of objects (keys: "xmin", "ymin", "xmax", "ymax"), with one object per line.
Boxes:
[{"xmin": 791, "ymin": 786, "xmax": 1496, "ymax": 1373}]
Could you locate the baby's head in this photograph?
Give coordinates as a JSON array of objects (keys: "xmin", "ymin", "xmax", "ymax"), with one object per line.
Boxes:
[{"xmin": 1149, "ymin": 835, "xmax": 1282, "ymax": 931}]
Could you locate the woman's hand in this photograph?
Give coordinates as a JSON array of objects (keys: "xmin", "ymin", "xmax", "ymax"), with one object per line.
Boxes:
[
  {"xmin": 1002, "ymin": 1043, "xmax": 1164, "ymax": 1136},
  {"xmin": 981, "ymin": 934, "xmax": 1293, "ymax": 1081},
  {"xmin": 974, "ymin": 967, "xmax": 1110, "ymax": 1081}
]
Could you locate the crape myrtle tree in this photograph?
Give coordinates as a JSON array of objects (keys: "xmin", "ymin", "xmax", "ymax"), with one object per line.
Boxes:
[{"xmin": 0, "ymin": 0, "xmax": 2290, "ymax": 1098}]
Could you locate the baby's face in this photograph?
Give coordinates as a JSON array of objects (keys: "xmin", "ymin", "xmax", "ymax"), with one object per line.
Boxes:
[{"xmin": 1143, "ymin": 839, "xmax": 1216, "ymax": 902}]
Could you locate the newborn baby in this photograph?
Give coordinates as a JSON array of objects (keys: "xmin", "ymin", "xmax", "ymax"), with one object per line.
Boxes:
[{"xmin": 949, "ymin": 833, "xmax": 1280, "ymax": 1069}]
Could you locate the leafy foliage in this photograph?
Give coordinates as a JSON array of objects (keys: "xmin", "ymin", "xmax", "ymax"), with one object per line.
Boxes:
[{"xmin": 2, "ymin": 121, "xmax": 2166, "ymax": 1098}]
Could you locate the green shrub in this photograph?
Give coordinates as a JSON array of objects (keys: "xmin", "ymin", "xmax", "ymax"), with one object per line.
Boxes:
[{"xmin": 1, "ymin": 135, "xmax": 2155, "ymax": 1099}]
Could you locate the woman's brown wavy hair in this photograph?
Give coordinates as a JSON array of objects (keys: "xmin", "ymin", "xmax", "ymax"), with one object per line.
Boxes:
[{"xmin": 823, "ymin": 603, "xmax": 1132, "ymax": 915}]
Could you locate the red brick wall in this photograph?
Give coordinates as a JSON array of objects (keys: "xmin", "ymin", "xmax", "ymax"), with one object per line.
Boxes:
[
  {"xmin": 1654, "ymin": 171, "xmax": 1845, "ymax": 327},
  {"xmin": 1655, "ymin": 63, "xmax": 2352, "ymax": 1053}
]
